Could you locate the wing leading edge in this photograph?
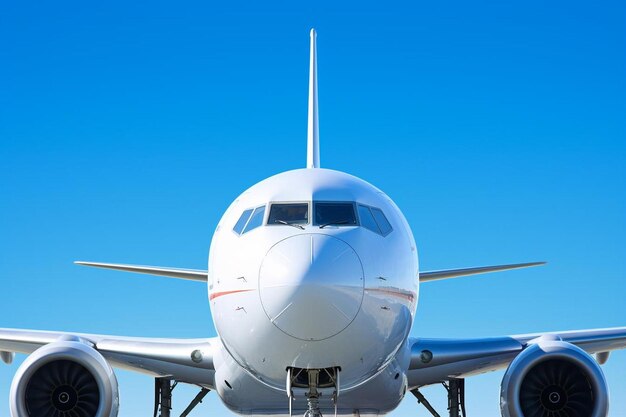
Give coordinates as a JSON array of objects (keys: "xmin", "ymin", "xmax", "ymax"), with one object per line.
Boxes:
[
  {"xmin": 419, "ymin": 261, "xmax": 545, "ymax": 283},
  {"xmin": 0, "ymin": 328, "xmax": 217, "ymax": 386},
  {"xmin": 75, "ymin": 261, "xmax": 208, "ymax": 282},
  {"xmin": 406, "ymin": 326, "xmax": 626, "ymax": 388},
  {"xmin": 74, "ymin": 260, "xmax": 544, "ymax": 284}
]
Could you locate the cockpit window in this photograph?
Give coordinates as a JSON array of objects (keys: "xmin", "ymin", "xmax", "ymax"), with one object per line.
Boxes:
[
  {"xmin": 243, "ymin": 205, "xmax": 265, "ymax": 233},
  {"xmin": 314, "ymin": 202, "xmax": 357, "ymax": 227},
  {"xmin": 233, "ymin": 205, "xmax": 265, "ymax": 235},
  {"xmin": 233, "ymin": 208, "xmax": 253, "ymax": 235},
  {"xmin": 371, "ymin": 207, "xmax": 392, "ymax": 236},
  {"xmin": 358, "ymin": 205, "xmax": 380, "ymax": 234},
  {"xmin": 358, "ymin": 204, "xmax": 393, "ymax": 236},
  {"xmin": 268, "ymin": 203, "xmax": 309, "ymax": 225}
]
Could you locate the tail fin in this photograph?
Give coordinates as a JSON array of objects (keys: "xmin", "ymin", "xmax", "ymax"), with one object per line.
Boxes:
[{"xmin": 307, "ymin": 28, "xmax": 320, "ymax": 169}]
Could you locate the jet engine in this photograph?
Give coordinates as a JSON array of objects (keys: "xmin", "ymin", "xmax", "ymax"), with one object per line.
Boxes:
[
  {"xmin": 500, "ymin": 337, "xmax": 608, "ymax": 417},
  {"xmin": 10, "ymin": 338, "xmax": 119, "ymax": 417}
]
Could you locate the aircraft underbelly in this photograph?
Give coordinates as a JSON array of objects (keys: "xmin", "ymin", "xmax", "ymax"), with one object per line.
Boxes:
[{"xmin": 213, "ymin": 344, "xmax": 408, "ymax": 416}]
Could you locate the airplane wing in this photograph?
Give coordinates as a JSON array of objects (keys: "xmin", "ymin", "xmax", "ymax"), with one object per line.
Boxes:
[
  {"xmin": 74, "ymin": 260, "xmax": 546, "ymax": 284},
  {"xmin": 407, "ymin": 326, "xmax": 626, "ymax": 388},
  {"xmin": 74, "ymin": 261, "xmax": 208, "ymax": 282},
  {"xmin": 0, "ymin": 328, "xmax": 216, "ymax": 386},
  {"xmin": 419, "ymin": 261, "xmax": 545, "ymax": 283}
]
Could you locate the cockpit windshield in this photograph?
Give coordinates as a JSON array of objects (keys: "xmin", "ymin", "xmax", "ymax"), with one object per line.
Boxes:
[
  {"xmin": 314, "ymin": 202, "xmax": 357, "ymax": 227},
  {"xmin": 232, "ymin": 200, "xmax": 392, "ymax": 236},
  {"xmin": 268, "ymin": 203, "xmax": 309, "ymax": 225}
]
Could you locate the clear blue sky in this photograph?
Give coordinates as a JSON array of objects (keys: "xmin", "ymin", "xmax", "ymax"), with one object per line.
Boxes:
[{"xmin": 1, "ymin": 0, "xmax": 625, "ymax": 415}]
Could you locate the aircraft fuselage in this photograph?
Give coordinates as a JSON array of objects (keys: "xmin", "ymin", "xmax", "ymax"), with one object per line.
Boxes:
[{"xmin": 208, "ymin": 168, "xmax": 418, "ymax": 413}]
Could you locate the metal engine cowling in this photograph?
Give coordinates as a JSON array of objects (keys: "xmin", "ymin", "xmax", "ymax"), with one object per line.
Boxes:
[
  {"xmin": 10, "ymin": 338, "xmax": 119, "ymax": 417},
  {"xmin": 500, "ymin": 337, "xmax": 608, "ymax": 417}
]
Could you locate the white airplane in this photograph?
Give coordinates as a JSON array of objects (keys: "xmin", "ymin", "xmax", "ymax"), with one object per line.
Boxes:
[{"xmin": 1, "ymin": 29, "xmax": 625, "ymax": 417}]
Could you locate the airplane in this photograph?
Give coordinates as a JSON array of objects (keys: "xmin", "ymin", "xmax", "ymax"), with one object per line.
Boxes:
[{"xmin": 1, "ymin": 28, "xmax": 625, "ymax": 417}]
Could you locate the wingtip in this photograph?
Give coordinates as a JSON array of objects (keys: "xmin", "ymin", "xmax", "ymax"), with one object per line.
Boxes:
[
  {"xmin": 505, "ymin": 261, "xmax": 547, "ymax": 269},
  {"xmin": 74, "ymin": 261, "xmax": 104, "ymax": 267}
]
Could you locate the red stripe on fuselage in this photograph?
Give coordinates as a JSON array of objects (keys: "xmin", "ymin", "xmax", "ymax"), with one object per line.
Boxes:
[
  {"xmin": 209, "ymin": 288, "xmax": 415, "ymax": 302},
  {"xmin": 365, "ymin": 288, "xmax": 416, "ymax": 302},
  {"xmin": 209, "ymin": 289, "xmax": 254, "ymax": 300}
]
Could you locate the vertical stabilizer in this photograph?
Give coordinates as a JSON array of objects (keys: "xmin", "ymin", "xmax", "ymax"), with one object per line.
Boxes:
[{"xmin": 307, "ymin": 29, "xmax": 320, "ymax": 169}]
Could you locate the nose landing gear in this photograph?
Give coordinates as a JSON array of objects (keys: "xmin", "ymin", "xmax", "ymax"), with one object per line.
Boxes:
[{"xmin": 286, "ymin": 367, "xmax": 341, "ymax": 417}]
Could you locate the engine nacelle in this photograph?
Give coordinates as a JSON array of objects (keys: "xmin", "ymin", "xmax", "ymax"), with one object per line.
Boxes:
[
  {"xmin": 500, "ymin": 337, "xmax": 608, "ymax": 417},
  {"xmin": 10, "ymin": 338, "xmax": 119, "ymax": 417}
]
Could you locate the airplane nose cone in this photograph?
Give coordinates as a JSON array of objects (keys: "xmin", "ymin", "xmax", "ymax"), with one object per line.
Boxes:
[{"xmin": 259, "ymin": 234, "xmax": 364, "ymax": 341}]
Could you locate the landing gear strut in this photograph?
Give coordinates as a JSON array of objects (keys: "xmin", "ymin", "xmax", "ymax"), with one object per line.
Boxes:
[
  {"xmin": 154, "ymin": 379, "xmax": 175, "ymax": 417},
  {"xmin": 286, "ymin": 367, "xmax": 341, "ymax": 417},
  {"xmin": 411, "ymin": 378, "xmax": 466, "ymax": 417},
  {"xmin": 303, "ymin": 369, "xmax": 322, "ymax": 417},
  {"xmin": 154, "ymin": 377, "xmax": 211, "ymax": 417},
  {"xmin": 445, "ymin": 379, "xmax": 466, "ymax": 417}
]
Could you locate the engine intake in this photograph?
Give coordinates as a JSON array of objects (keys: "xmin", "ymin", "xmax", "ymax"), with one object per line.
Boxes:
[
  {"xmin": 10, "ymin": 339, "xmax": 119, "ymax": 417},
  {"xmin": 500, "ymin": 337, "xmax": 608, "ymax": 417}
]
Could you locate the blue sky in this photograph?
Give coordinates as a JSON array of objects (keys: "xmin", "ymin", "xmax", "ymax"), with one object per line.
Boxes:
[{"xmin": 1, "ymin": 0, "xmax": 625, "ymax": 415}]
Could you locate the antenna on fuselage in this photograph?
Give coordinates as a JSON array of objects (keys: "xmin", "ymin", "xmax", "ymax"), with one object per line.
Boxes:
[{"xmin": 307, "ymin": 28, "xmax": 320, "ymax": 169}]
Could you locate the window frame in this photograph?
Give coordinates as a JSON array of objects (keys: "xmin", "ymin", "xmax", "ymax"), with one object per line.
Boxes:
[
  {"xmin": 370, "ymin": 207, "xmax": 393, "ymax": 236},
  {"xmin": 232, "ymin": 208, "xmax": 254, "ymax": 235},
  {"xmin": 313, "ymin": 201, "xmax": 359, "ymax": 227},
  {"xmin": 357, "ymin": 204, "xmax": 381, "ymax": 234},
  {"xmin": 266, "ymin": 201, "xmax": 311, "ymax": 227},
  {"xmin": 357, "ymin": 203, "xmax": 393, "ymax": 237},
  {"xmin": 243, "ymin": 205, "xmax": 266, "ymax": 234},
  {"xmin": 232, "ymin": 204, "xmax": 267, "ymax": 236}
]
